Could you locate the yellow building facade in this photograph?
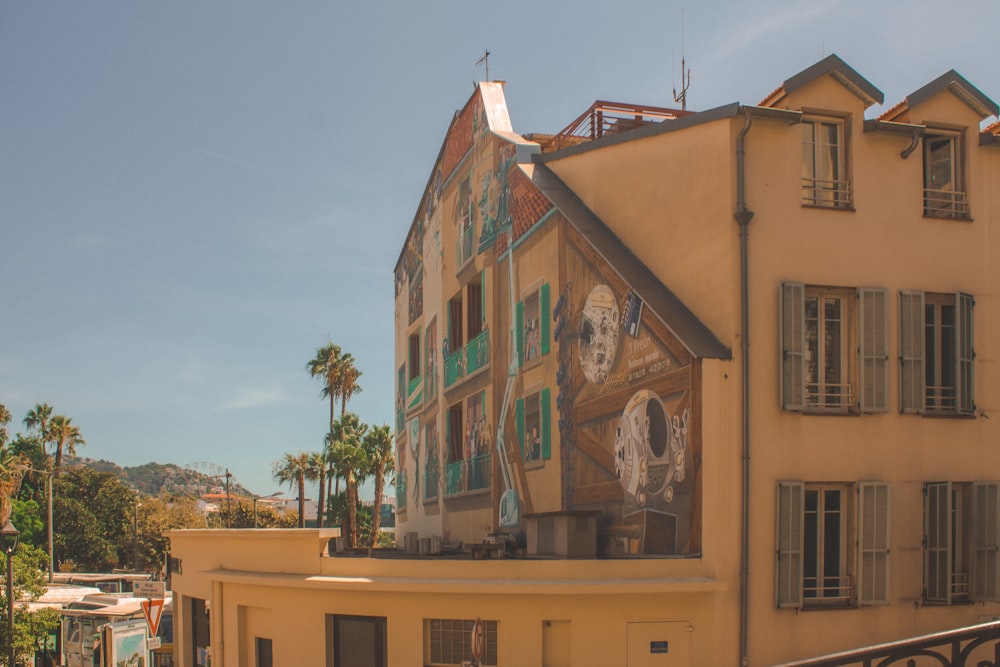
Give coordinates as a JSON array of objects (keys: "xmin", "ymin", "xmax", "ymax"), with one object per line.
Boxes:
[{"xmin": 168, "ymin": 56, "xmax": 1000, "ymax": 666}]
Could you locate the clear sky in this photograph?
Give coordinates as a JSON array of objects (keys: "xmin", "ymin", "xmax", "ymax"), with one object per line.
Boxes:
[{"xmin": 1, "ymin": 1, "xmax": 996, "ymax": 497}]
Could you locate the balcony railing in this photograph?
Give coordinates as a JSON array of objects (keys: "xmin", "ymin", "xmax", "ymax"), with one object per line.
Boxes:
[
  {"xmin": 444, "ymin": 329, "xmax": 490, "ymax": 389},
  {"xmin": 805, "ymin": 383, "xmax": 855, "ymax": 411},
  {"xmin": 456, "ymin": 224, "xmax": 476, "ymax": 269},
  {"xmin": 444, "ymin": 453, "xmax": 491, "ymax": 496},
  {"xmin": 551, "ymin": 101, "xmax": 690, "ymax": 147},
  {"xmin": 926, "ymin": 384, "xmax": 958, "ymax": 413},
  {"xmin": 803, "ymin": 575, "xmax": 853, "ymax": 604},
  {"xmin": 924, "ymin": 188, "xmax": 970, "ymax": 219},
  {"xmin": 769, "ymin": 620, "xmax": 1000, "ymax": 667},
  {"xmin": 802, "ymin": 178, "xmax": 852, "ymax": 208},
  {"xmin": 406, "ymin": 375, "xmax": 422, "ymax": 411}
]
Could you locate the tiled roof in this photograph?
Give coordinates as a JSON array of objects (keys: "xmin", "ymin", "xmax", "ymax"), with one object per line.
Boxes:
[
  {"xmin": 441, "ymin": 97, "xmax": 476, "ymax": 181},
  {"xmin": 509, "ymin": 167, "xmax": 553, "ymax": 242}
]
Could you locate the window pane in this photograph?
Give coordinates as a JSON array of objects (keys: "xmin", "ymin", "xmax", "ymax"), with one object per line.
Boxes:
[{"xmin": 804, "ymin": 490, "xmax": 818, "ymax": 598}]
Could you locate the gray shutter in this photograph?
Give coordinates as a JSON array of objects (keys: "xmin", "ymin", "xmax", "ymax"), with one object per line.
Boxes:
[
  {"xmin": 972, "ymin": 481, "xmax": 1000, "ymax": 602},
  {"xmin": 859, "ymin": 288, "xmax": 888, "ymax": 413},
  {"xmin": 776, "ymin": 481, "xmax": 804, "ymax": 608},
  {"xmin": 858, "ymin": 482, "xmax": 890, "ymax": 604},
  {"xmin": 899, "ymin": 291, "xmax": 926, "ymax": 414},
  {"xmin": 780, "ymin": 283, "xmax": 805, "ymax": 411},
  {"xmin": 958, "ymin": 293, "xmax": 975, "ymax": 415},
  {"xmin": 924, "ymin": 482, "xmax": 951, "ymax": 603}
]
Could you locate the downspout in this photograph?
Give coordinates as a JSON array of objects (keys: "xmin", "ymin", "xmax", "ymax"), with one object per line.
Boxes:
[{"xmin": 735, "ymin": 108, "xmax": 755, "ymax": 667}]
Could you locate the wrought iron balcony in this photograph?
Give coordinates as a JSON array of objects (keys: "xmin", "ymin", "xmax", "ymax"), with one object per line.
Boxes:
[
  {"xmin": 423, "ymin": 468, "xmax": 439, "ymax": 502},
  {"xmin": 804, "ymin": 382, "xmax": 855, "ymax": 411},
  {"xmin": 456, "ymin": 224, "xmax": 476, "ymax": 270},
  {"xmin": 443, "ymin": 329, "xmax": 490, "ymax": 389},
  {"xmin": 802, "ymin": 177, "xmax": 852, "ymax": 208},
  {"xmin": 924, "ymin": 188, "xmax": 970, "ymax": 219},
  {"xmin": 444, "ymin": 453, "xmax": 491, "ymax": 497}
]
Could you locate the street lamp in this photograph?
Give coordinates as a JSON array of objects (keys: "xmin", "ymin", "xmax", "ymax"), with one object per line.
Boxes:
[
  {"xmin": 1, "ymin": 519, "xmax": 19, "ymax": 667},
  {"xmin": 253, "ymin": 492, "xmax": 284, "ymax": 528}
]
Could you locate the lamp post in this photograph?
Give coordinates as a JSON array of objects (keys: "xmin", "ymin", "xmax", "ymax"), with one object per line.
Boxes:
[{"xmin": 1, "ymin": 519, "xmax": 19, "ymax": 667}]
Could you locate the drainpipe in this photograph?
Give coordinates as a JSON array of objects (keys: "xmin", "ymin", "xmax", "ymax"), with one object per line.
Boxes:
[{"xmin": 735, "ymin": 107, "xmax": 754, "ymax": 667}]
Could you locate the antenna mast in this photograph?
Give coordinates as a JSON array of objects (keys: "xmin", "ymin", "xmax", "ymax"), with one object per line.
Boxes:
[
  {"xmin": 476, "ymin": 50, "xmax": 491, "ymax": 82},
  {"xmin": 672, "ymin": 12, "xmax": 691, "ymax": 111}
]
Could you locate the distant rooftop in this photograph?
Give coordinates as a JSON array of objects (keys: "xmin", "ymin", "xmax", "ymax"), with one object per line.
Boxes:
[{"xmin": 529, "ymin": 100, "xmax": 691, "ymax": 152}]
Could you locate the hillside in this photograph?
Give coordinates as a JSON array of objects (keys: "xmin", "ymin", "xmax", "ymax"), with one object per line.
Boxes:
[{"xmin": 66, "ymin": 457, "xmax": 253, "ymax": 498}]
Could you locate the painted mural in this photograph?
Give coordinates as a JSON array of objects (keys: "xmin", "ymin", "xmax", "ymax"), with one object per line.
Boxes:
[
  {"xmin": 561, "ymin": 227, "xmax": 700, "ymax": 557},
  {"xmin": 424, "ymin": 416, "xmax": 439, "ymax": 502}
]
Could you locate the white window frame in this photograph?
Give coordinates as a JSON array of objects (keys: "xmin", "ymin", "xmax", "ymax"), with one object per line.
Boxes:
[
  {"xmin": 776, "ymin": 481, "xmax": 889, "ymax": 609},
  {"xmin": 780, "ymin": 283, "xmax": 887, "ymax": 413},
  {"xmin": 899, "ymin": 291, "xmax": 975, "ymax": 415},
  {"xmin": 922, "ymin": 130, "xmax": 969, "ymax": 219},
  {"xmin": 924, "ymin": 481, "xmax": 1000, "ymax": 604},
  {"xmin": 801, "ymin": 115, "xmax": 852, "ymax": 209}
]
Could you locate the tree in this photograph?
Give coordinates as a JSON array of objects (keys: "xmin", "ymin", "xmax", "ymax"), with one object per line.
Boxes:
[
  {"xmin": 328, "ymin": 414, "xmax": 368, "ymax": 548},
  {"xmin": 363, "ymin": 425, "xmax": 394, "ymax": 547},
  {"xmin": 0, "ymin": 442, "xmax": 27, "ymax": 526},
  {"xmin": 0, "ymin": 403, "xmax": 11, "ymax": 446},
  {"xmin": 52, "ymin": 467, "xmax": 135, "ymax": 571},
  {"xmin": 308, "ymin": 451, "xmax": 327, "ymax": 528},
  {"xmin": 134, "ymin": 494, "xmax": 206, "ymax": 571},
  {"xmin": 21, "ymin": 403, "xmax": 53, "ymax": 444},
  {"xmin": 273, "ymin": 452, "xmax": 311, "ymax": 528},
  {"xmin": 0, "ymin": 543, "xmax": 60, "ymax": 666},
  {"xmin": 48, "ymin": 414, "xmax": 85, "ymax": 470}
]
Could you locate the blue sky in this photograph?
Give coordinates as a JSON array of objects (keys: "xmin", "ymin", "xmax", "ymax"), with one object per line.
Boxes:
[{"xmin": 1, "ymin": 1, "xmax": 996, "ymax": 496}]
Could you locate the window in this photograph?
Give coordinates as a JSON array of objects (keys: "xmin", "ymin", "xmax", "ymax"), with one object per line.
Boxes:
[
  {"xmin": 517, "ymin": 282, "xmax": 551, "ymax": 366},
  {"xmin": 516, "ymin": 388, "xmax": 551, "ymax": 464},
  {"xmin": 425, "ymin": 619, "xmax": 497, "ymax": 666},
  {"xmin": 326, "ymin": 614, "xmax": 387, "ymax": 667},
  {"xmin": 255, "ymin": 638, "xmax": 272, "ymax": 667},
  {"xmin": 780, "ymin": 283, "xmax": 887, "ymax": 413},
  {"xmin": 444, "ymin": 393, "xmax": 490, "ymax": 495},
  {"xmin": 409, "ymin": 332, "xmax": 421, "ymax": 383},
  {"xmin": 776, "ymin": 481, "xmax": 889, "ymax": 609},
  {"xmin": 447, "ymin": 294, "xmax": 464, "ymax": 354},
  {"xmin": 802, "ymin": 117, "xmax": 851, "ymax": 208},
  {"xmin": 924, "ymin": 482, "xmax": 1000, "ymax": 604},
  {"xmin": 899, "ymin": 291, "xmax": 974, "ymax": 415},
  {"xmin": 923, "ymin": 131, "xmax": 969, "ymax": 218}
]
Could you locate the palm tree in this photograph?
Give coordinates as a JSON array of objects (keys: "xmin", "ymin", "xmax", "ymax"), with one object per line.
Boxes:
[
  {"xmin": 0, "ymin": 403, "xmax": 11, "ymax": 446},
  {"xmin": 273, "ymin": 452, "xmax": 311, "ymax": 528},
  {"xmin": 363, "ymin": 424, "xmax": 394, "ymax": 547},
  {"xmin": 0, "ymin": 442, "xmax": 28, "ymax": 525},
  {"xmin": 308, "ymin": 451, "xmax": 328, "ymax": 528},
  {"xmin": 338, "ymin": 358, "xmax": 363, "ymax": 418},
  {"xmin": 48, "ymin": 415, "xmax": 85, "ymax": 470},
  {"xmin": 307, "ymin": 342, "xmax": 345, "ymax": 433},
  {"xmin": 23, "ymin": 402, "xmax": 53, "ymax": 437},
  {"xmin": 328, "ymin": 414, "xmax": 368, "ymax": 548}
]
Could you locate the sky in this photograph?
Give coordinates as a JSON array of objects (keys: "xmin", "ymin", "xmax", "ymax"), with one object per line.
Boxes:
[{"xmin": 1, "ymin": 1, "xmax": 997, "ymax": 497}]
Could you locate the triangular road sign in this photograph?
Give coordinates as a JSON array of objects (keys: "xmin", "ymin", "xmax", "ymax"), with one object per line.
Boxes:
[{"xmin": 141, "ymin": 598, "xmax": 165, "ymax": 637}]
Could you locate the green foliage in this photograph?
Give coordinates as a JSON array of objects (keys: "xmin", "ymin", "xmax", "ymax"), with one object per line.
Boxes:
[
  {"xmin": 52, "ymin": 467, "xmax": 135, "ymax": 571},
  {"xmin": 0, "ymin": 543, "xmax": 61, "ymax": 665},
  {"xmin": 9, "ymin": 499, "xmax": 44, "ymax": 549},
  {"xmin": 135, "ymin": 495, "xmax": 206, "ymax": 572}
]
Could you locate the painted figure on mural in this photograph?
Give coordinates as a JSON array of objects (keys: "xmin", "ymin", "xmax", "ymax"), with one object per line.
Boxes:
[{"xmin": 579, "ymin": 284, "xmax": 621, "ymax": 384}]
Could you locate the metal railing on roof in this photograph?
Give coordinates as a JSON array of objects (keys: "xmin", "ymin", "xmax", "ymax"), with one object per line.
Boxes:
[{"xmin": 552, "ymin": 101, "xmax": 690, "ymax": 145}]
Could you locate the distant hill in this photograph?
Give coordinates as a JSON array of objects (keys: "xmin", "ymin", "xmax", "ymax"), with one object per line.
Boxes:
[{"xmin": 65, "ymin": 457, "xmax": 253, "ymax": 498}]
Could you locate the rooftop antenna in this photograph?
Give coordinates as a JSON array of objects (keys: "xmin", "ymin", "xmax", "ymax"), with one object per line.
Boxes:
[
  {"xmin": 476, "ymin": 49, "xmax": 491, "ymax": 82},
  {"xmin": 672, "ymin": 11, "xmax": 691, "ymax": 111}
]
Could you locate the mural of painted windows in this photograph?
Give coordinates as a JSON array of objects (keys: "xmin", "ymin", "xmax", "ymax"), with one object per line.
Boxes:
[
  {"xmin": 424, "ymin": 317, "xmax": 437, "ymax": 400},
  {"xmin": 424, "ymin": 417, "xmax": 439, "ymax": 503},
  {"xmin": 517, "ymin": 388, "xmax": 551, "ymax": 465},
  {"xmin": 518, "ymin": 282, "xmax": 550, "ymax": 365}
]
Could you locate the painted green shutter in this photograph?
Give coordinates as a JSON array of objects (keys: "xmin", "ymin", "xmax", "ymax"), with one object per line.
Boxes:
[
  {"xmin": 540, "ymin": 387, "xmax": 551, "ymax": 460},
  {"xmin": 924, "ymin": 481, "xmax": 951, "ymax": 603},
  {"xmin": 515, "ymin": 300, "xmax": 525, "ymax": 367},
  {"xmin": 776, "ymin": 481, "xmax": 804, "ymax": 608},
  {"xmin": 858, "ymin": 288, "xmax": 888, "ymax": 413},
  {"xmin": 972, "ymin": 481, "xmax": 1000, "ymax": 602},
  {"xmin": 540, "ymin": 282, "xmax": 551, "ymax": 356},
  {"xmin": 780, "ymin": 282, "xmax": 805, "ymax": 411},
  {"xmin": 958, "ymin": 292, "xmax": 975, "ymax": 415},
  {"xmin": 515, "ymin": 398, "xmax": 525, "ymax": 458},
  {"xmin": 899, "ymin": 291, "xmax": 925, "ymax": 413},
  {"xmin": 858, "ymin": 482, "xmax": 890, "ymax": 605}
]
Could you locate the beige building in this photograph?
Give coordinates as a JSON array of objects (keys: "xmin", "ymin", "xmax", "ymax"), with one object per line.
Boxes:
[{"xmin": 168, "ymin": 56, "xmax": 1000, "ymax": 666}]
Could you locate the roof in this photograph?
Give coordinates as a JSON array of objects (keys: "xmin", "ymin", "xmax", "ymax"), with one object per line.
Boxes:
[
  {"xmin": 880, "ymin": 69, "xmax": 999, "ymax": 121},
  {"xmin": 527, "ymin": 163, "xmax": 730, "ymax": 360},
  {"xmin": 759, "ymin": 53, "xmax": 884, "ymax": 108}
]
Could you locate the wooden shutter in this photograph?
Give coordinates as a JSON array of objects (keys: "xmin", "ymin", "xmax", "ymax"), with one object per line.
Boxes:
[
  {"xmin": 858, "ymin": 482, "xmax": 890, "ymax": 604},
  {"xmin": 858, "ymin": 288, "xmax": 888, "ymax": 413},
  {"xmin": 776, "ymin": 481, "xmax": 804, "ymax": 608},
  {"xmin": 780, "ymin": 283, "xmax": 805, "ymax": 411},
  {"xmin": 540, "ymin": 283, "xmax": 551, "ymax": 356},
  {"xmin": 924, "ymin": 482, "xmax": 951, "ymax": 603},
  {"xmin": 540, "ymin": 388, "xmax": 551, "ymax": 460},
  {"xmin": 972, "ymin": 481, "xmax": 1000, "ymax": 602},
  {"xmin": 899, "ymin": 291, "xmax": 925, "ymax": 413},
  {"xmin": 958, "ymin": 292, "xmax": 975, "ymax": 415}
]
